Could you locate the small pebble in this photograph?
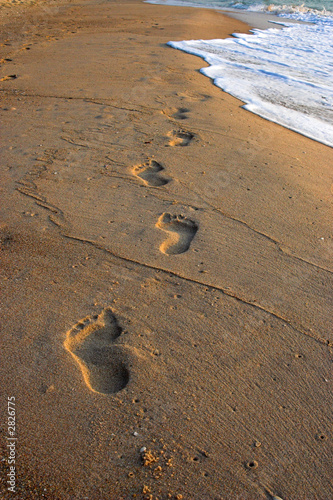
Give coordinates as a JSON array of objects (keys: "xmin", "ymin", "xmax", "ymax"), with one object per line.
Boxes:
[
  {"xmin": 140, "ymin": 447, "xmax": 147, "ymax": 453},
  {"xmin": 133, "ymin": 431, "xmax": 139, "ymax": 437}
]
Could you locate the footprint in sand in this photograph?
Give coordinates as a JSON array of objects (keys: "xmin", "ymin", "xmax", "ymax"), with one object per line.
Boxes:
[
  {"xmin": 64, "ymin": 308, "xmax": 129, "ymax": 394},
  {"xmin": 132, "ymin": 159, "xmax": 169, "ymax": 187},
  {"xmin": 156, "ymin": 213, "xmax": 198, "ymax": 255},
  {"xmin": 0, "ymin": 75, "xmax": 17, "ymax": 82},
  {"xmin": 176, "ymin": 91, "xmax": 211, "ymax": 102},
  {"xmin": 167, "ymin": 129, "xmax": 194, "ymax": 147},
  {"xmin": 163, "ymin": 107, "xmax": 190, "ymax": 120}
]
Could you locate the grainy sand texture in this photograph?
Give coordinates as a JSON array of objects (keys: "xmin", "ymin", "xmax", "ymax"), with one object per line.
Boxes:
[{"xmin": 0, "ymin": 0, "xmax": 332, "ymax": 498}]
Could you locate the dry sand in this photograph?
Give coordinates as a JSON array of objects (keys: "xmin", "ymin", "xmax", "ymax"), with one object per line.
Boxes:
[{"xmin": 0, "ymin": 0, "xmax": 332, "ymax": 498}]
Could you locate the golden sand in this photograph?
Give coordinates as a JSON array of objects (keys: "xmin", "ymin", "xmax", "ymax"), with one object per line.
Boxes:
[{"xmin": 1, "ymin": 0, "xmax": 332, "ymax": 498}]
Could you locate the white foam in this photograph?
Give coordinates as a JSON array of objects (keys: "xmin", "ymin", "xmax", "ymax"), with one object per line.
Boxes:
[
  {"xmin": 169, "ymin": 21, "xmax": 333, "ymax": 147},
  {"xmin": 244, "ymin": 3, "xmax": 333, "ymax": 18}
]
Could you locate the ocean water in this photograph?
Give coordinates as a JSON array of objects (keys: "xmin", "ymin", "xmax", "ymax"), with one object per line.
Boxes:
[
  {"xmin": 147, "ymin": 0, "xmax": 333, "ymax": 147},
  {"xmin": 146, "ymin": 0, "xmax": 333, "ymax": 15}
]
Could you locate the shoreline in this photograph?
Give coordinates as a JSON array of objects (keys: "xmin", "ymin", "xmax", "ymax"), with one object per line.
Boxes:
[
  {"xmin": 222, "ymin": 8, "xmax": 311, "ymax": 28},
  {"xmin": 1, "ymin": 0, "xmax": 332, "ymax": 498},
  {"xmin": 144, "ymin": 0, "xmax": 315, "ymax": 29},
  {"xmin": 0, "ymin": 0, "xmax": 311, "ymax": 29}
]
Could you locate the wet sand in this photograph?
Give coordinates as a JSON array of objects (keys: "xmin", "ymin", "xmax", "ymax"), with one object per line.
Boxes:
[{"xmin": 0, "ymin": 0, "xmax": 332, "ymax": 498}]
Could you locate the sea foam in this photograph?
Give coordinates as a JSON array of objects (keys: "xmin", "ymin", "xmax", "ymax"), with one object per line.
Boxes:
[{"xmin": 168, "ymin": 19, "xmax": 333, "ymax": 147}]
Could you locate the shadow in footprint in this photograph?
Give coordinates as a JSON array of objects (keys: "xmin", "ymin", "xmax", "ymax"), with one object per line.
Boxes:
[
  {"xmin": 132, "ymin": 159, "xmax": 169, "ymax": 187},
  {"xmin": 168, "ymin": 130, "xmax": 194, "ymax": 147},
  {"xmin": 64, "ymin": 308, "xmax": 129, "ymax": 394},
  {"xmin": 0, "ymin": 75, "xmax": 17, "ymax": 81},
  {"xmin": 156, "ymin": 213, "xmax": 198, "ymax": 255}
]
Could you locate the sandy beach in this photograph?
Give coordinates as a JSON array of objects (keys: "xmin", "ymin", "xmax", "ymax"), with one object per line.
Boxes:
[{"xmin": 0, "ymin": 0, "xmax": 332, "ymax": 498}]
